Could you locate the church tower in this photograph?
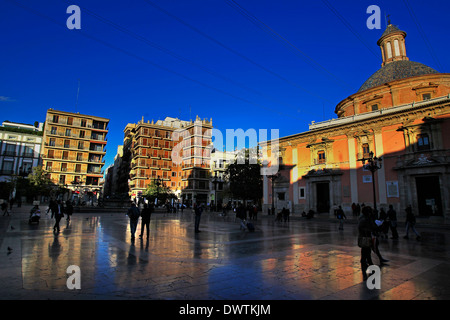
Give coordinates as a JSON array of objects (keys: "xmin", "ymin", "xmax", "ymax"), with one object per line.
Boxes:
[{"xmin": 377, "ymin": 20, "xmax": 409, "ymax": 67}]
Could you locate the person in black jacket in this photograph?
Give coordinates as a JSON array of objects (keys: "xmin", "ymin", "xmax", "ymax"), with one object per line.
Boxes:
[
  {"xmin": 127, "ymin": 203, "xmax": 140, "ymax": 240},
  {"xmin": 65, "ymin": 200, "xmax": 73, "ymax": 222},
  {"xmin": 387, "ymin": 205, "xmax": 399, "ymax": 239},
  {"xmin": 53, "ymin": 200, "xmax": 65, "ymax": 233},
  {"xmin": 139, "ymin": 203, "xmax": 153, "ymax": 239},
  {"xmin": 358, "ymin": 206, "xmax": 375, "ymax": 281},
  {"xmin": 404, "ymin": 205, "xmax": 421, "ymax": 240}
]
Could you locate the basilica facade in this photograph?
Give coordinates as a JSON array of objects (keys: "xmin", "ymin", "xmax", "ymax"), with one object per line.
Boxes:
[{"xmin": 262, "ymin": 23, "xmax": 450, "ymax": 224}]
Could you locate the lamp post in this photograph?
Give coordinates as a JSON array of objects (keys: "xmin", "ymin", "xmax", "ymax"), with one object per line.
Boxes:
[
  {"xmin": 154, "ymin": 175, "xmax": 161, "ymax": 207},
  {"xmin": 358, "ymin": 151, "xmax": 382, "ymax": 211},
  {"xmin": 211, "ymin": 172, "xmax": 221, "ymax": 212}
]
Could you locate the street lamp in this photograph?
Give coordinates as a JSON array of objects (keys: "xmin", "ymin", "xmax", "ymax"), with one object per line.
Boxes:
[
  {"xmin": 358, "ymin": 151, "xmax": 382, "ymax": 211},
  {"xmin": 269, "ymin": 171, "xmax": 280, "ymax": 215},
  {"xmin": 154, "ymin": 175, "xmax": 162, "ymax": 206}
]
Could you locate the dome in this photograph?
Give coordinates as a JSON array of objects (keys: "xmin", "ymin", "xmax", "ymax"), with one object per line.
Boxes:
[{"xmin": 358, "ymin": 60, "xmax": 439, "ymax": 93}]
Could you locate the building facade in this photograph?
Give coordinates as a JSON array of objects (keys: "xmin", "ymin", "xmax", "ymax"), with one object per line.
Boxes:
[
  {"xmin": 0, "ymin": 121, "xmax": 43, "ymax": 183},
  {"xmin": 261, "ymin": 23, "xmax": 450, "ymax": 224},
  {"xmin": 41, "ymin": 109, "xmax": 109, "ymax": 201},
  {"xmin": 124, "ymin": 116, "xmax": 213, "ymax": 206}
]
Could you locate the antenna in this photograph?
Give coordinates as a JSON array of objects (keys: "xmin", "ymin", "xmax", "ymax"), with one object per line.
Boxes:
[{"xmin": 75, "ymin": 79, "xmax": 80, "ymax": 113}]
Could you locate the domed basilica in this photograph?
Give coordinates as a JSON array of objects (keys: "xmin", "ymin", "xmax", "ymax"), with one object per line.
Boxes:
[{"xmin": 262, "ymin": 22, "xmax": 450, "ymax": 224}]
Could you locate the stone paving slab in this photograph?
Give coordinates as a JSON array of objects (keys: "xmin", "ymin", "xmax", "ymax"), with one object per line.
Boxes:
[{"xmin": 1, "ymin": 205, "xmax": 450, "ymax": 304}]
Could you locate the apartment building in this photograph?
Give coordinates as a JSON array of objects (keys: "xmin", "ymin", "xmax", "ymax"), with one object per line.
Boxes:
[
  {"xmin": 41, "ymin": 109, "xmax": 109, "ymax": 198},
  {"xmin": 124, "ymin": 116, "xmax": 213, "ymax": 206},
  {"xmin": 0, "ymin": 121, "xmax": 43, "ymax": 182}
]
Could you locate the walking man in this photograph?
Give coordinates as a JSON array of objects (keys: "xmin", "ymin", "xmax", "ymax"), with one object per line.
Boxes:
[
  {"xmin": 404, "ymin": 205, "xmax": 421, "ymax": 240},
  {"xmin": 139, "ymin": 203, "xmax": 152, "ymax": 239},
  {"xmin": 53, "ymin": 200, "xmax": 65, "ymax": 233},
  {"xmin": 127, "ymin": 203, "xmax": 140, "ymax": 240}
]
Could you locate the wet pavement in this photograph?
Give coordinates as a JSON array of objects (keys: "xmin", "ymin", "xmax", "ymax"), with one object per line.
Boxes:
[{"xmin": 1, "ymin": 205, "xmax": 450, "ymax": 301}]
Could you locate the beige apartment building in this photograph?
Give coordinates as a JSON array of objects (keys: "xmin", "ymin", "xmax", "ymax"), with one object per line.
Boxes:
[
  {"xmin": 123, "ymin": 116, "xmax": 213, "ymax": 206},
  {"xmin": 41, "ymin": 109, "xmax": 109, "ymax": 201}
]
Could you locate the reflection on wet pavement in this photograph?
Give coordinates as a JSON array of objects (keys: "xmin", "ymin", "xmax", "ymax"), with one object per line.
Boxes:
[{"xmin": 1, "ymin": 208, "xmax": 450, "ymax": 300}]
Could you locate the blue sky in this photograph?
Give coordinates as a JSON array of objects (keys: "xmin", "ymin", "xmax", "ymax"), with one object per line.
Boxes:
[{"xmin": 1, "ymin": 0, "xmax": 449, "ymax": 170}]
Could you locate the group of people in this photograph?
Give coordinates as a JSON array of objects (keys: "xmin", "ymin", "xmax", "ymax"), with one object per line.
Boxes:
[{"xmin": 357, "ymin": 204, "xmax": 422, "ymax": 280}]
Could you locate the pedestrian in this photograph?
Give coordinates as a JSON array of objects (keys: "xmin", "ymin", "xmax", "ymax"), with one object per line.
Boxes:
[
  {"xmin": 127, "ymin": 202, "xmax": 140, "ymax": 240},
  {"xmin": 370, "ymin": 207, "xmax": 389, "ymax": 265},
  {"xmin": 404, "ymin": 205, "xmax": 421, "ymax": 240},
  {"xmin": 358, "ymin": 206, "xmax": 375, "ymax": 281},
  {"xmin": 337, "ymin": 205, "xmax": 346, "ymax": 230},
  {"xmin": 53, "ymin": 200, "xmax": 65, "ymax": 233},
  {"xmin": 378, "ymin": 207, "xmax": 389, "ymax": 239},
  {"xmin": 352, "ymin": 202, "xmax": 357, "ymax": 217},
  {"xmin": 1, "ymin": 201, "xmax": 9, "ymax": 216},
  {"xmin": 387, "ymin": 205, "xmax": 399, "ymax": 239},
  {"xmin": 194, "ymin": 203, "xmax": 203, "ymax": 233},
  {"xmin": 48, "ymin": 200, "xmax": 57, "ymax": 218},
  {"xmin": 139, "ymin": 203, "xmax": 152, "ymax": 239},
  {"xmin": 65, "ymin": 200, "xmax": 73, "ymax": 221},
  {"xmin": 283, "ymin": 207, "xmax": 290, "ymax": 222},
  {"xmin": 356, "ymin": 203, "xmax": 361, "ymax": 217},
  {"xmin": 253, "ymin": 205, "xmax": 258, "ymax": 221}
]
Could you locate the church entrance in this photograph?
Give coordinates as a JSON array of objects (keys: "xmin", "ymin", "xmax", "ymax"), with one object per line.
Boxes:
[
  {"xmin": 316, "ymin": 182, "xmax": 330, "ymax": 213},
  {"xmin": 416, "ymin": 176, "xmax": 442, "ymax": 216}
]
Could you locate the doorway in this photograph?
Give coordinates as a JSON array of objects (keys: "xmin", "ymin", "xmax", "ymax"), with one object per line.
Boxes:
[
  {"xmin": 415, "ymin": 176, "xmax": 442, "ymax": 216},
  {"xmin": 316, "ymin": 182, "xmax": 330, "ymax": 213}
]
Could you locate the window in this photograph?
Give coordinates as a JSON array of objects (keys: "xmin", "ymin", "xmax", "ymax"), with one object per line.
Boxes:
[
  {"xmin": 51, "ymin": 126, "xmax": 57, "ymax": 135},
  {"xmin": 371, "ymin": 104, "xmax": 379, "ymax": 111},
  {"xmin": 277, "ymin": 192, "xmax": 285, "ymax": 201},
  {"xmin": 67, "ymin": 117, "xmax": 73, "ymax": 125},
  {"xmin": 4, "ymin": 143, "xmax": 15, "ymax": 156},
  {"xmin": 79, "ymin": 130, "xmax": 85, "ymax": 138},
  {"xmin": 81, "ymin": 119, "xmax": 87, "ymax": 127},
  {"xmin": 52, "ymin": 115, "xmax": 59, "ymax": 123},
  {"xmin": 46, "ymin": 162, "xmax": 53, "ymax": 171},
  {"xmin": 422, "ymin": 93, "xmax": 431, "ymax": 100},
  {"xmin": 362, "ymin": 143, "xmax": 370, "ymax": 158},
  {"xmin": 59, "ymin": 175, "xmax": 66, "ymax": 184},
  {"xmin": 65, "ymin": 129, "xmax": 71, "ymax": 137},
  {"xmin": 417, "ymin": 134, "xmax": 430, "ymax": 151},
  {"xmin": 317, "ymin": 150, "xmax": 326, "ymax": 164},
  {"xmin": 299, "ymin": 187, "xmax": 306, "ymax": 199},
  {"xmin": 62, "ymin": 151, "xmax": 69, "ymax": 160},
  {"xmin": 64, "ymin": 140, "xmax": 70, "ymax": 149},
  {"xmin": 49, "ymin": 138, "xmax": 56, "ymax": 147},
  {"xmin": 60, "ymin": 163, "xmax": 67, "ymax": 172},
  {"xmin": 2, "ymin": 161, "xmax": 14, "ymax": 174}
]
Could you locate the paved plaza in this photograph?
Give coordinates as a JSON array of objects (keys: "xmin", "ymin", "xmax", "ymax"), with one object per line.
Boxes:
[{"xmin": 1, "ymin": 204, "xmax": 450, "ymax": 301}]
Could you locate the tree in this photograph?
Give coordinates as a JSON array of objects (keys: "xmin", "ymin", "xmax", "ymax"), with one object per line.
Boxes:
[
  {"xmin": 224, "ymin": 148, "xmax": 262, "ymax": 204},
  {"xmin": 27, "ymin": 165, "xmax": 54, "ymax": 198},
  {"xmin": 143, "ymin": 179, "xmax": 176, "ymax": 205}
]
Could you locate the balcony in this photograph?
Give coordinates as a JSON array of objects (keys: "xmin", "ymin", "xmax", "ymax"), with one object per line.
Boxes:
[{"xmin": 2, "ymin": 151, "xmax": 16, "ymax": 157}]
